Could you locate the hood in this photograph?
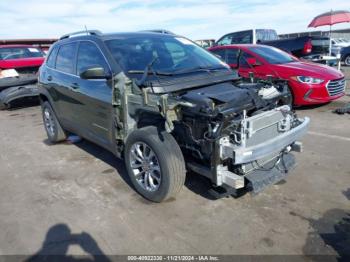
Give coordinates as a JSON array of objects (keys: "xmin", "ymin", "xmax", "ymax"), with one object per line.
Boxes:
[
  {"xmin": 270, "ymin": 61, "xmax": 344, "ymax": 80},
  {"xmin": 180, "ymin": 82, "xmax": 260, "ymax": 116},
  {"xmin": 0, "ymin": 57, "xmax": 45, "ymax": 69}
]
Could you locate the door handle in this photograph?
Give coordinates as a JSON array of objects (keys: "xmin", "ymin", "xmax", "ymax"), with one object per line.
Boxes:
[
  {"xmin": 47, "ymin": 75, "xmax": 52, "ymax": 81},
  {"xmin": 70, "ymin": 83, "xmax": 79, "ymax": 91}
]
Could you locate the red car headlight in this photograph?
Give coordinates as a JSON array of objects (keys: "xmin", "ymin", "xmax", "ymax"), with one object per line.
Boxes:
[{"xmin": 291, "ymin": 76, "xmax": 324, "ymax": 84}]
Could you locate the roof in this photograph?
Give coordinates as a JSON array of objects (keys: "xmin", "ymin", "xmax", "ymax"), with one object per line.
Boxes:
[
  {"xmin": 209, "ymin": 44, "xmax": 259, "ymax": 49},
  {"xmin": 57, "ymin": 31, "xmax": 180, "ymax": 43}
]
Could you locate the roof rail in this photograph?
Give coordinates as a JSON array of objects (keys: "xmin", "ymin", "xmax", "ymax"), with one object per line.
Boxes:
[
  {"xmin": 141, "ymin": 29, "xmax": 175, "ymax": 35},
  {"xmin": 59, "ymin": 30, "xmax": 102, "ymax": 40}
]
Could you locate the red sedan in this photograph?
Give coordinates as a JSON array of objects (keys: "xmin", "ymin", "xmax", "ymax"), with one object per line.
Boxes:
[
  {"xmin": 209, "ymin": 44, "xmax": 345, "ymax": 106},
  {"xmin": 0, "ymin": 45, "xmax": 45, "ymax": 70}
]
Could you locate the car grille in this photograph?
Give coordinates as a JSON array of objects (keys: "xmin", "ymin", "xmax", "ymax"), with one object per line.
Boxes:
[{"xmin": 327, "ymin": 78, "xmax": 346, "ymax": 96}]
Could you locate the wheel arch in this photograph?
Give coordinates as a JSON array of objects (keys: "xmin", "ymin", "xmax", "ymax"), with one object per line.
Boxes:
[{"xmin": 135, "ymin": 110, "xmax": 166, "ymax": 130}]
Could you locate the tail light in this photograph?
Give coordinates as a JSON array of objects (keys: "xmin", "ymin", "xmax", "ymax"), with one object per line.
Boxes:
[{"xmin": 302, "ymin": 39, "xmax": 312, "ymax": 55}]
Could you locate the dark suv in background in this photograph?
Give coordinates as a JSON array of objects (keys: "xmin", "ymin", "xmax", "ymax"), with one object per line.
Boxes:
[{"xmin": 38, "ymin": 30, "xmax": 309, "ymax": 202}]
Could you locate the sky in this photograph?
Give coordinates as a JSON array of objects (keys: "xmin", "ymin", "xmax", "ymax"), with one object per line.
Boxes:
[{"xmin": 0, "ymin": 0, "xmax": 349, "ymax": 40}]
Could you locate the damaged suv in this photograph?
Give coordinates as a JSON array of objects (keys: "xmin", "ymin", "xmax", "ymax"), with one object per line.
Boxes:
[{"xmin": 38, "ymin": 30, "xmax": 310, "ymax": 202}]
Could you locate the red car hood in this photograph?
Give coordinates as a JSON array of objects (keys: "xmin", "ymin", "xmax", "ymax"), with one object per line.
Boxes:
[
  {"xmin": 270, "ymin": 61, "xmax": 344, "ymax": 80},
  {"xmin": 0, "ymin": 57, "xmax": 44, "ymax": 69}
]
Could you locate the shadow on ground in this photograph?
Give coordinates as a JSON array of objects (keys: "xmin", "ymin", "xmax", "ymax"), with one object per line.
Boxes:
[
  {"xmin": 300, "ymin": 188, "xmax": 350, "ymax": 261},
  {"xmin": 65, "ymin": 138, "xmax": 221, "ymax": 201},
  {"xmin": 74, "ymin": 140, "xmax": 132, "ymax": 190},
  {"xmin": 26, "ymin": 224, "xmax": 111, "ymax": 262}
]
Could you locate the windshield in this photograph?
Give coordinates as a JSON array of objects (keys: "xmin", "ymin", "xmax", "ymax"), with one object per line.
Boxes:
[
  {"xmin": 105, "ymin": 35, "xmax": 228, "ymax": 74},
  {"xmin": 248, "ymin": 45, "xmax": 295, "ymax": 64},
  {"xmin": 0, "ymin": 47, "xmax": 44, "ymax": 60}
]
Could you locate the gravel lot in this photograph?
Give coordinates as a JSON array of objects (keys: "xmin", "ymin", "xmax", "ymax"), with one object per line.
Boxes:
[{"xmin": 0, "ymin": 68, "xmax": 349, "ymax": 258}]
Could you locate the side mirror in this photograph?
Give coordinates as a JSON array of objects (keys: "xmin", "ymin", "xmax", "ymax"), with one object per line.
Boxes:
[
  {"xmin": 80, "ymin": 67, "xmax": 110, "ymax": 80},
  {"xmin": 246, "ymin": 57, "xmax": 261, "ymax": 67}
]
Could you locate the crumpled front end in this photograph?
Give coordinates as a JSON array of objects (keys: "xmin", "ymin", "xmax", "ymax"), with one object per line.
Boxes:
[
  {"xmin": 112, "ymin": 72, "xmax": 309, "ymax": 194},
  {"xmin": 216, "ymin": 106, "xmax": 309, "ymax": 193},
  {"xmin": 171, "ymin": 81, "xmax": 310, "ymax": 195}
]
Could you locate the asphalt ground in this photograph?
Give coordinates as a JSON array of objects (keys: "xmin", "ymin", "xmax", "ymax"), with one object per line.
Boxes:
[{"xmin": 0, "ymin": 68, "xmax": 349, "ymax": 259}]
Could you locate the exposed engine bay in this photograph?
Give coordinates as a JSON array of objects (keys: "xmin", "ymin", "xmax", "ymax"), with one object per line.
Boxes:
[
  {"xmin": 169, "ymin": 79, "xmax": 309, "ymax": 193},
  {"xmin": 113, "ymin": 73, "xmax": 309, "ymax": 195}
]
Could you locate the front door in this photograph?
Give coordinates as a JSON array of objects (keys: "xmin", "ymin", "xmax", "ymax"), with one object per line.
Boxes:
[{"xmin": 74, "ymin": 41, "xmax": 113, "ymax": 148}]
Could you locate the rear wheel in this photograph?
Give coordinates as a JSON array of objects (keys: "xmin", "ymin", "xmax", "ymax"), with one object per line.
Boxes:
[
  {"xmin": 125, "ymin": 126, "xmax": 186, "ymax": 202},
  {"xmin": 41, "ymin": 101, "xmax": 67, "ymax": 143},
  {"xmin": 344, "ymin": 55, "xmax": 350, "ymax": 66}
]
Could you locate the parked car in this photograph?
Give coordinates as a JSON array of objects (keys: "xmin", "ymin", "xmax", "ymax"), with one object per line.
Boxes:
[
  {"xmin": 331, "ymin": 38, "xmax": 350, "ymax": 57},
  {"xmin": 340, "ymin": 46, "xmax": 350, "ymax": 66},
  {"xmin": 195, "ymin": 39, "xmax": 215, "ymax": 49},
  {"xmin": 209, "ymin": 44, "xmax": 345, "ymax": 106},
  {"xmin": 38, "ymin": 30, "xmax": 309, "ymax": 202},
  {"xmin": 142, "ymin": 29, "xmax": 175, "ymax": 35},
  {"xmin": 215, "ymin": 29, "xmax": 336, "ymax": 64},
  {"xmin": 332, "ymin": 38, "xmax": 350, "ymax": 48},
  {"xmin": 0, "ymin": 45, "xmax": 45, "ymax": 108}
]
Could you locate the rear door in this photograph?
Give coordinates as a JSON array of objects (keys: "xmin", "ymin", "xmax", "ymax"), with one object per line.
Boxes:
[
  {"xmin": 45, "ymin": 42, "xmax": 79, "ymax": 129},
  {"xmin": 74, "ymin": 41, "xmax": 113, "ymax": 148}
]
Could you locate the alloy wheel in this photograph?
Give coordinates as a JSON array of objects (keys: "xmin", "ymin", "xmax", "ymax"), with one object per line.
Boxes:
[
  {"xmin": 129, "ymin": 142, "xmax": 161, "ymax": 192},
  {"xmin": 43, "ymin": 108, "xmax": 55, "ymax": 137}
]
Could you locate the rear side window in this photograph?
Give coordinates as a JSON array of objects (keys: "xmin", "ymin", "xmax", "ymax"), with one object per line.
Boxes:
[
  {"xmin": 226, "ymin": 49, "xmax": 239, "ymax": 64},
  {"xmin": 217, "ymin": 31, "xmax": 253, "ymax": 46},
  {"xmin": 46, "ymin": 45, "xmax": 58, "ymax": 68},
  {"xmin": 210, "ymin": 49, "xmax": 225, "ymax": 60},
  {"xmin": 256, "ymin": 29, "xmax": 279, "ymax": 42},
  {"xmin": 76, "ymin": 42, "xmax": 109, "ymax": 75},
  {"xmin": 56, "ymin": 43, "xmax": 77, "ymax": 74},
  {"xmin": 216, "ymin": 34, "xmax": 233, "ymax": 46}
]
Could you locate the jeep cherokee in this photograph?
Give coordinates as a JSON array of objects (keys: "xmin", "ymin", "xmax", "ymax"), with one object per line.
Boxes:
[{"xmin": 38, "ymin": 30, "xmax": 310, "ymax": 202}]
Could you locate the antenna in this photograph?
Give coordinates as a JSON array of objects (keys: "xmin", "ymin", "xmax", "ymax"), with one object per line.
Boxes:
[{"xmin": 84, "ymin": 25, "xmax": 88, "ymax": 35}]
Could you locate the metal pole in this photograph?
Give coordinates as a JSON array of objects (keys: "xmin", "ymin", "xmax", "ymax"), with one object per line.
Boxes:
[
  {"xmin": 329, "ymin": 24, "xmax": 332, "ymax": 56},
  {"xmin": 329, "ymin": 9, "xmax": 332, "ymax": 56}
]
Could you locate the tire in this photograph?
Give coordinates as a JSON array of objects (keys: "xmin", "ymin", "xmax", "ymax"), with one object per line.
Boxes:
[
  {"xmin": 124, "ymin": 126, "xmax": 186, "ymax": 202},
  {"xmin": 344, "ymin": 55, "xmax": 350, "ymax": 66},
  {"xmin": 41, "ymin": 101, "xmax": 67, "ymax": 143}
]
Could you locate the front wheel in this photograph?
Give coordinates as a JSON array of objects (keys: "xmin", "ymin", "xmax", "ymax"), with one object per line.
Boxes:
[{"xmin": 124, "ymin": 126, "xmax": 186, "ymax": 202}]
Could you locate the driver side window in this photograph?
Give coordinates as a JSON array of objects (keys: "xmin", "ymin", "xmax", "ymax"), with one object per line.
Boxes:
[
  {"xmin": 217, "ymin": 34, "xmax": 233, "ymax": 46},
  {"xmin": 77, "ymin": 42, "xmax": 109, "ymax": 76}
]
